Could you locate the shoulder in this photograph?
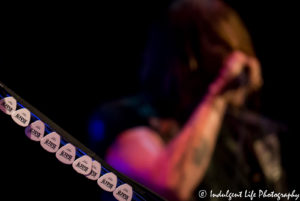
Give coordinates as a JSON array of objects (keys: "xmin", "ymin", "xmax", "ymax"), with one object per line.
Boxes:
[{"xmin": 105, "ymin": 126, "xmax": 164, "ymax": 182}]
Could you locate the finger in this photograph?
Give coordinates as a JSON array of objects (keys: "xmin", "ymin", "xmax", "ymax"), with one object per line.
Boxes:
[
  {"xmin": 247, "ymin": 57, "xmax": 263, "ymax": 90},
  {"xmin": 222, "ymin": 51, "xmax": 248, "ymax": 79}
]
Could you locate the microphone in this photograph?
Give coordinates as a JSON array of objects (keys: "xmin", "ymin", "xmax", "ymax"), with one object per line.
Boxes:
[{"xmin": 221, "ymin": 65, "xmax": 250, "ymax": 93}]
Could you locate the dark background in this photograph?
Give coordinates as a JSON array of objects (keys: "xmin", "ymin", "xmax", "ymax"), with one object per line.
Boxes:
[{"xmin": 1, "ymin": 0, "xmax": 299, "ymax": 199}]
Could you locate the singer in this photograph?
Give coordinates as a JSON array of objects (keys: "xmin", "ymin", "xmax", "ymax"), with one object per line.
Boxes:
[{"xmin": 88, "ymin": 0, "xmax": 286, "ymax": 200}]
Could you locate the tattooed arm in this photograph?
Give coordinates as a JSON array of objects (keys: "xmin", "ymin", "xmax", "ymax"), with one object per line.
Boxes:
[
  {"xmin": 151, "ymin": 94, "xmax": 227, "ymax": 200},
  {"xmin": 106, "ymin": 52, "xmax": 262, "ymax": 201},
  {"xmin": 152, "ymin": 52, "xmax": 261, "ymax": 200}
]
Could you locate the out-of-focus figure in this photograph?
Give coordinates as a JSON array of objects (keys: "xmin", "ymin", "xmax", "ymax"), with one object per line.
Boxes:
[{"xmin": 89, "ymin": 0, "xmax": 287, "ymax": 200}]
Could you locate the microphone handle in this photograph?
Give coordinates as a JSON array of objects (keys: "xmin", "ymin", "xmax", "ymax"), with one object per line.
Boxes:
[{"xmin": 220, "ymin": 65, "xmax": 250, "ymax": 93}]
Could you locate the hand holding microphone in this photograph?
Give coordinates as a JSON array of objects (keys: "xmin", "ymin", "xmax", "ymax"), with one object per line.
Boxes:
[{"xmin": 209, "ymin": 51, "xmax": 263, "ymax": 107}]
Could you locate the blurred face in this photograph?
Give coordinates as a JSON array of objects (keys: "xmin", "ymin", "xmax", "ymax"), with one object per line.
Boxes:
[{"xmin": 174, "ymin": 51, "xmax": 263, "ymax": 113}]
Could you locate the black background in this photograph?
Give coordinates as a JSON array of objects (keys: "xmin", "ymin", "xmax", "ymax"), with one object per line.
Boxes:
[{"xmin": 1, "ymin": 0, "xmax": 299, "ymax": 199}]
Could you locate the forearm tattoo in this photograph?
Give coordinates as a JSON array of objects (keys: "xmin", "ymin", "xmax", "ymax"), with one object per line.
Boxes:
[{"xmin": 193, "ymin": 139, "xmax": 209, "ymax": 166}]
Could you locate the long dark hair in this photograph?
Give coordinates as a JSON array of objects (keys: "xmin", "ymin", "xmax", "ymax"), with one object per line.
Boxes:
[{"xmin": 141, "ymin": 0, "xmax": 256, "ymax": 122}]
